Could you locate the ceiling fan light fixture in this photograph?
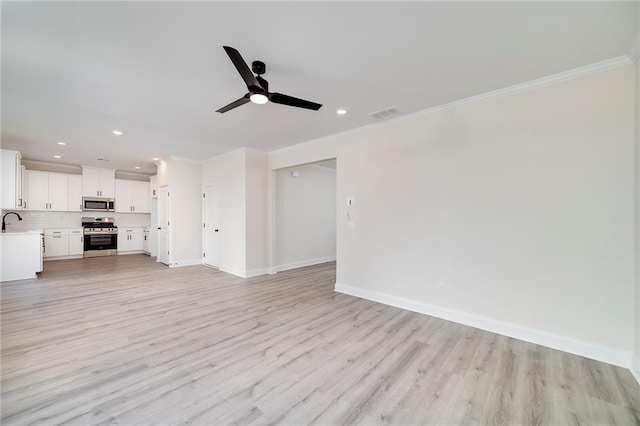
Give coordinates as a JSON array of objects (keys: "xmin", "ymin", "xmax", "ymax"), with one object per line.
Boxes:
[{"xmin": 250, "ymin": 93, "xmax": 269, "ymax": 105}]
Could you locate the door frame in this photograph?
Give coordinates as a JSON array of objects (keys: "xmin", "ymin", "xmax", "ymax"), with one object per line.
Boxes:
[
  {"xmin": 267, "ymin": 158, "xmax": 337, "ymax": 275},
  {"xmin": 157, "ymin": 185, "xmax": 171, "ymax": 265}
]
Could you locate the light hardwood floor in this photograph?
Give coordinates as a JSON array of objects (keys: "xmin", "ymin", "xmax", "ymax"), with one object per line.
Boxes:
[{"xmin": 1, "ymin": 255, "xmax": 639, "ymax": 425}]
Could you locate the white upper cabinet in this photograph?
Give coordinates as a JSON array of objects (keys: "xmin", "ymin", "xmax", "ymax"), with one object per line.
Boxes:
[
  {"xmin": 26, "ymin": 171, "xmax": 69, "ymax": 211},
  {"xmin": 68, "ymin": 175, "xmax": 83, "ymax": 212},
  {"xmin": 1, "ymin": 149, "xmax": 23, "ymax": 209},
  {"xmin": 26, "ymin": 171, "xmax": 49, "ymax": 211},
  {"xmin": 48, "ymin": 173, "xmax": 69, "ymax": 211},
  {"xmin": 115, "ymin": 179, "xmax": 150, "ymax": 213},
  {"xmin": 82, "ymin": 166, "xmax": 115, "ymax": 198}
]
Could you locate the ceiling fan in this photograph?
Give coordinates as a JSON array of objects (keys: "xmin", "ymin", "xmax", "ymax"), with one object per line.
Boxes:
[{"xmin": 216, "ymin": 46, "xmax": 322, "ymax": 113}]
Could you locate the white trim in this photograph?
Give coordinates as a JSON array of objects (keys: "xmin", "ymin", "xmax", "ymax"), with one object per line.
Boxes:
[
  {"xmin": 307, "ymin": 163, "xmax": 337, "ymax": 172},
  {"xmin": 631, "ymin": 361, "xmax": 640, "ymax": 387},
  {"xmin": 168, "ymin": 156, "xmax": 202, "ymax": 164},
  {"xmin": 220, "ymin": 264, "xmax": 247, "ymax": 278},
  {"xmin": 335, "ymin": 283, "xmax": 632, "ymax": 369},
  {"xmin": 276, "ymin": 256, "xmax": 337, "ymax": 272},
  {"xmin": 43, "ymin": 255, "xmax": 83, "ymax": 261},
  {"xmin": 217, "ymin": 264, "xmax": 269, "ymax": 278},
  {"xmin": 245, "ymin": 267, "xmax": 269, "ymax": 278},
  {"xmin": 168, "ymin": 258, "xmax": 203, "ymax": 268},
  {"xmin": 270, "ymin": 55, "xmax": 633, "ymax": 164}
]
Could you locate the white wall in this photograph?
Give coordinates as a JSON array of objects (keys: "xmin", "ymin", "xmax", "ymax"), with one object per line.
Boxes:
[
  {"xmin": 202, "ymin": 148, "xmax": 247, "ymax": 276},
  {"xmin": 245, "ymin": 149, "xmax": 269, "ymax": 276},
  {"xmin": 275, "ymin": 163, "xmax": 336, "ymax": 271},
  {"xmin": 270, "ymin": 64, "xmax": 636, "ymax": 367},
  {"xmin": 167, "ymin": 159, "xmax": 202, "ymax": 266},
  {"xmin": 634, "ymin": 55, "xmax": 640, "ymax": 379}
]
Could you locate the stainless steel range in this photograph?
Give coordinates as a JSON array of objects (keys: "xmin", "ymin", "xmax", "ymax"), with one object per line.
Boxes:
[{"xmin": 82, "ymin": 217, "xmax": 117, "ymax": 257}]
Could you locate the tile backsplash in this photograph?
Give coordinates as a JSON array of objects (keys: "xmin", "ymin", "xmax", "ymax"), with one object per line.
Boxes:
[{"xmin": 0, "ymin": 210, "xmax": 150, "ymax": 230}]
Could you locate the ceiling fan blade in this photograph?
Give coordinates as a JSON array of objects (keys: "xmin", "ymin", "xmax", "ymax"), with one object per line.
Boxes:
[
  {"xmin": 269, "ymin": 93, "xmax": 322, "ymax": 111},
  {"xmin": 223, "ymin": 46, "xmax": 262, "ymax": 89},
  {"xmin": 216, "ymin": 95, "xmax": 250, "ymax": 113}
]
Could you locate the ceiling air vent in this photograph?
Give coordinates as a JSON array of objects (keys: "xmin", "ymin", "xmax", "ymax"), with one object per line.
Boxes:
[{"xmin": 369, "ymin": 106, "xmax": 399, "ymax": 120}]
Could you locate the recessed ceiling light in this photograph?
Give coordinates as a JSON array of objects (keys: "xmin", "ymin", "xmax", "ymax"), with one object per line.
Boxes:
[
  {"xmin": 112, "ymin": 130, "xmax": 123, "ymax": 136},
  {"xmin": 135, "ymin": 166, "xmax": 141, "ymax": 169},
  {"xmin": 336, "ymin": 109, "xmax": 347, "ymax": 115},
  {"xmin": 56, "ymin": 141, "xmax": 66, "ymax": 146},
  {"xmin": 152, "ymin": 157, "xmax": 160, "ymax": 161},
  {"xmin": 53, "ymin": 155, "xmax": 61, "ymax": 159}
]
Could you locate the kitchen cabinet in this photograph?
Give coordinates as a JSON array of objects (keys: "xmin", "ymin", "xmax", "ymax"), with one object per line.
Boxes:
[
  {"xmin": 68, "ymin": 175, "xmax": 83, "ymax": 212},
  {"xmin": 115, "ymin": 179, "xmax": 150, "ymax": 213},
  {"xmin": 43, "ymin": 228, "xmax": 83, "ymax": 258},
  {"xmin": 118, "ymin": 227, "xmax": 143, "ymax": 253},
  {"xmin": 0, "ymin": 230, "xmax": 42, "ymax": 281},
  {"xmin": 1, "ymin": 149, "xmax": 23, "ymax": 209},
  {"xmin": 26, "ymin": 171, "xmax": 69, "ymax": 211},
  {"xmin": 68, "ymin": 228, "xmax": 84, "ymax": 256},
  {"xmin": 44, "ymin": 229, "xmax": 68, "ymax": 258},
  {"xmin": 82, "ymin": 166, "xmax": 115, "ymax": 198}
]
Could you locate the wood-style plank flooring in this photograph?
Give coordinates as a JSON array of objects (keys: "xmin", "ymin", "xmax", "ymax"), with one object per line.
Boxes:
[{"xmin": 1, "ymin": 255, "xmax": 639, "ymax": 425}]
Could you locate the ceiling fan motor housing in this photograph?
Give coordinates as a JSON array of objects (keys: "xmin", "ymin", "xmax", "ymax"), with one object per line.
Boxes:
[{"xmin": 252, "ymin": 60, "xmax": 266, "ymax": 75}]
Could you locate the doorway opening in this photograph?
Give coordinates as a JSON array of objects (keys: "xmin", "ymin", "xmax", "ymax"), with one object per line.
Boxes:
[{"xmin": 274, "ymin": 158, "xmax": 336, "ymax": 272}]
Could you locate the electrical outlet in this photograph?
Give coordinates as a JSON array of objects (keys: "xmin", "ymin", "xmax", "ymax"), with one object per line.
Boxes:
[{"xmin": 437, "ymin": 282, "xmax": 445, "ymax": 293}]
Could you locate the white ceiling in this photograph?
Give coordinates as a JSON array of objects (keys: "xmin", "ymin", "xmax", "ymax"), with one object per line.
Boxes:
[{"xmin": 2, "ymin": 2, "xmax": 638, "ymax": 175}]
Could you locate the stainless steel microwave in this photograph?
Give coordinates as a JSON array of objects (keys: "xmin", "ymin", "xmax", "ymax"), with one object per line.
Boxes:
[{"xmin": 82, "ymin": 197, "xmax": 115, "ymax": 212}]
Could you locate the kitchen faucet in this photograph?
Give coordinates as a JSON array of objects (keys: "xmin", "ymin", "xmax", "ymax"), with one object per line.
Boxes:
[{"xmin": 2, "ymin": 211, "xmax": 23, "ymax": 232}]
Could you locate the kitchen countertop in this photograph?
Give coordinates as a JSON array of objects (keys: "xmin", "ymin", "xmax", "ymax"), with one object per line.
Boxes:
[{"xmin": 0, "ymin": 229, "xmax": 43, "ymax": 236}]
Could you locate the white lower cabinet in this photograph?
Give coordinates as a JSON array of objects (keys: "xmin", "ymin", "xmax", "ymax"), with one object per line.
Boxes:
[
  {"xmin": 68, "ymin": 229, "xmax": 84, "ymax": 256},
  {"xmin": 118, "ymin": 228, "xmax": 143, "ymax": 253},
  {"xmin": 44, "ymin": 229, "xmax": 68, "ymax": 258},
  {"xmin": 44, "ymin": 228, "xmax": 83, "ymax": 259}
]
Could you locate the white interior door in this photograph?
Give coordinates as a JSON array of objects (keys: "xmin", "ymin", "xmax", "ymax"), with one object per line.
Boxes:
[
  {"xmin": 157, "ymin": 186, "xmax": 170, "ymax": 265},
  {"xmin": 203, "ymin": 185, "xmax": 220, "ymax": 268}
]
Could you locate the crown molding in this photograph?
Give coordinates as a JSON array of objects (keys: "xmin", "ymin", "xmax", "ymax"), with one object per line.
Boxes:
[
  {"xmin": 270, "ymin": 55, "xmax": 634, "ymax": 158},
  {"xmin": 168, "ymin": 156, "xmax": 202, "ymax": 164}
]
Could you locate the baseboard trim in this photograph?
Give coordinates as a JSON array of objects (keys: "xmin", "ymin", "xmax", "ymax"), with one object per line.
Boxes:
[
  {"xmin": 44, "ymin": 255, "xmax": 83, "ymax": 261},
  {"xmin": 220, "ymin": 264, "xmax": 247, "ymax": 278},
  {"xmin": 632, "ymin": 360, "xmax": 640, "ymax": 387},
  {"xmin": 276, "ymin": 255, "xmax": 336, "ymax": 272},
  {"xmin": 168, "ymin": 259, "xmax": 203, "ymax": 268},
  {"xmin": 335, "ymin": 283, "xmax": 631, "ymax": 369},
  {"xmin": 245, "ymin": 267, "xmax": 269, "ymax": 278}
]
